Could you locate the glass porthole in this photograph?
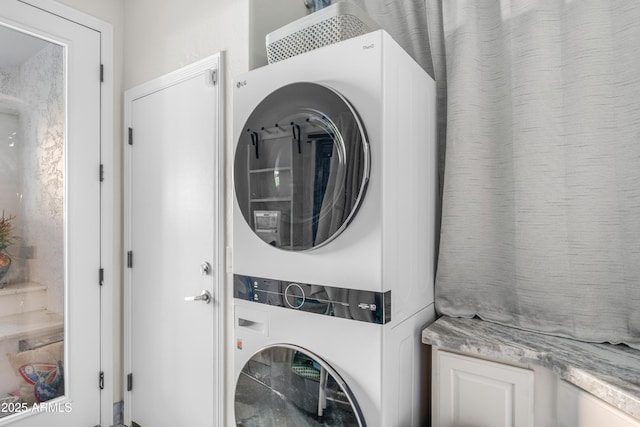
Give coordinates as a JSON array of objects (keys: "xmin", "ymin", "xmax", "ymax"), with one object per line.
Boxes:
[
  {"xmin": 234, "ymin": 83, "xmax": 370, "ymax": 251},
  {"xmin": 235, "ymin": 344, "xmax": 366, "ymax": 426}
]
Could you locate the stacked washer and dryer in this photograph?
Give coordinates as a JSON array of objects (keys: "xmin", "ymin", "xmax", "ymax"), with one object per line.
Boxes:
[{"xmin": 232, "ymin": 25, "xmax": 437, "ymax": 426}]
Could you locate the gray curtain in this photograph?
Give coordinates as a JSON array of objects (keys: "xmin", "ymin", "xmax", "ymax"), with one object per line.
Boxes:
[
  {"xmin": 351, "ymin": 0, "xmax": 640, "ymax": 349},
  {"xmin": 433, "ymin": 1, "xmax": 640, "ymax": 349}
]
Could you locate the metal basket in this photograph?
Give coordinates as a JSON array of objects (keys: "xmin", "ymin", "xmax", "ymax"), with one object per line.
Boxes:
[{"xmin": 266, "ymin": 2, "xmax": 380, "ymax": 64}]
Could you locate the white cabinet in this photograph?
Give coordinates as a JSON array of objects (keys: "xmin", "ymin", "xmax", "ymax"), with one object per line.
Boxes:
[
  {"xmin": 432, "ymin": 347, "xmax": 640, "ymax": 427},
  {"xmin": 558, "ymin": 381, "xmax": 640, "ymax": 427},
  {"xmin": 434, "ymin": 350, "xmax": 534, "ymax": 427}
]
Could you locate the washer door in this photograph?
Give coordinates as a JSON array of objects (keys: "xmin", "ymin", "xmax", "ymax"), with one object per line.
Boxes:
[
  {"xmin": 235, "ymin": 344, "xmax": 366, "ymax": 426},
  {"xmin": 234, "ymin": 82, "xmax": 370, "ymax": 251}
]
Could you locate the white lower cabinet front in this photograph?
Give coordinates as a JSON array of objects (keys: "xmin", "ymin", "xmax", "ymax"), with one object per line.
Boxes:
[
  {"xmin": 434, "ymin": 349, "xmax": 534, "ymax": 427},
  {"xmin": 557, "ymin": 381, "xmax": 640, "ymax": 427},
  {"xmin": 432, "ymin": 347, "xmax": 640, "ymax": 427}
]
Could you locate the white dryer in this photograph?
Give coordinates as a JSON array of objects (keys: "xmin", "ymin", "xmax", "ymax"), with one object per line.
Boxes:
[
  {"xmin": 233, "ymin": 30, "xmax": 437, "ymax": 426},
  {"xmin": 233, "ymin": 29, "xmax": 437, "ymax": 323}
]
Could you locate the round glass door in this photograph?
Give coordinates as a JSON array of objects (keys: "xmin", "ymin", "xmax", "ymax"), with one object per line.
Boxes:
[
  {"xmin": 235, "ymin": 344, "xmax": 366, "ymax": 426},
  {"xmin": 234, "ymin": 82, "xmax": 370, "ymax": 251}
]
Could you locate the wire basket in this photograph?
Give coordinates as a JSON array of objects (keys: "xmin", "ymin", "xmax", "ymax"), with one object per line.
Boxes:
[{"xmin": 266, "ymin": 2, "xmax": 380, "ymax": 64}]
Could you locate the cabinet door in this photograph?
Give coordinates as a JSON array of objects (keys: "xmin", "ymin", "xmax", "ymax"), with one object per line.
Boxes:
[
  {"xmin": 435, "ymin": 350, "xmax": 534, "ymax": 427},
  {"xmin": 558, "ymin": 381, "xmax": 640, "ymax": 427}
]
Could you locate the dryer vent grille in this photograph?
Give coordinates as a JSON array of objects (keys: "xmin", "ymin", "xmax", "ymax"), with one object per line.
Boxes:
[{"xmin": 265, "ymin": 2, "xmax": 380, "ymax": 64}]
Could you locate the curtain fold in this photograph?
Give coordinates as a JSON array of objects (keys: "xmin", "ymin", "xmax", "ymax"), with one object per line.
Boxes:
[{"xmin": 433, "ymin": 1, "xmax": 640, "ymax": 349}]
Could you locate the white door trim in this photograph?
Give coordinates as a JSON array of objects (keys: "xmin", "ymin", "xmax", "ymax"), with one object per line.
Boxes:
[
  {"xmin": 123, "ymin": 52, "xmax": 225, "ymax": 427},
  {"xmin": 12, "ymin": 1, "xmax": 115, "ymax": 425}
]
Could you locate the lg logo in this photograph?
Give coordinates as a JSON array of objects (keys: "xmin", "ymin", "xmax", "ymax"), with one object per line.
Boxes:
[{"xmin": 236, "ymin": 80, "xmax": 247, "ymax": 89}]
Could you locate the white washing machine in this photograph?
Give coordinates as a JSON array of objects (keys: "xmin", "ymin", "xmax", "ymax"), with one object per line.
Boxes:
[
  {"xmin": 234, "ymin": 298, "xmax": 434, "ymax": 426},
  {"xmin": 233, "ymin": 30, "xmax": 437, "ymax": 426}
]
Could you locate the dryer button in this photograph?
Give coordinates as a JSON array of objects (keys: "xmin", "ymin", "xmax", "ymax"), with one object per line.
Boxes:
[{"xmin": 284, "ymin": 283, "xmax": 305, "ymax": 309}]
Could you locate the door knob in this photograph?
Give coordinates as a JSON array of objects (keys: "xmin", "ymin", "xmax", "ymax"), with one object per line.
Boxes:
[{"xmin": 185, "ymin": 290, "xmax": 212, "ymax": 304}]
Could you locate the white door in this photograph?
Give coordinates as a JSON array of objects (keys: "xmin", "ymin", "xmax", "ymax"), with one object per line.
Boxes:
[
  {"xmin": 0, "ymin": 1, "xmax": 101, "ymax": 427},
  {"xmin": 124, "ymin": 55, "xmax": 224, "ymax": 427}
]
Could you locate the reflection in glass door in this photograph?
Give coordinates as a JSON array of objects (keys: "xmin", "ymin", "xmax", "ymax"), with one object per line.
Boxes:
[
  {"xmin": 0, "ymin": 25, "xmax": 66, "ymax": 417},
  {"xmin": 235, "ymin": 345, "xmax": 366, "ymax": 426}
]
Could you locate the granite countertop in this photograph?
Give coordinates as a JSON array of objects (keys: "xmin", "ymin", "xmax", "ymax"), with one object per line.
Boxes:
[{"xmin": 422, "ymin": 316, "xmax": 640, "ymax": 420}]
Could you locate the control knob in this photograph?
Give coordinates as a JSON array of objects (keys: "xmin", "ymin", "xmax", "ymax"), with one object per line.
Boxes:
[{"xmin": 284, "ymin": 283, "xmax": 305, "ymax": 309}]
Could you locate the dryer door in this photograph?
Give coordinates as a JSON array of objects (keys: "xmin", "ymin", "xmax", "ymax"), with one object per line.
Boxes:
[
  {"xmin": 234, "ymin": 82, "xmax": 370, "ymax": 251},
  {"xmin": 235, "ymin": 344, "xmax": 366, "ymax": 426}
]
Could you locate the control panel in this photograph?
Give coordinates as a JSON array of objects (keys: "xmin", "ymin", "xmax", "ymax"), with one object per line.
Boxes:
[{"xmin": 233, "ymin": 274, "xmax": 391, "ymax": 324}]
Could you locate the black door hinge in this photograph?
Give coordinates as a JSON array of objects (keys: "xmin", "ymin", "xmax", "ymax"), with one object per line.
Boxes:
[
  {"xmin": 127, "ymin": 373, "xmax": 133, "ymax": 391},
  {"xmin": 99, "ymin": 371, "xmax": 104, "ymax": 390},
  {"xmin": 100, "ymin": 64, "xmax": 104, "ymax": 83},
  {"xmin": 99, "ymin": 268, "xmax": 104, "ymax": 286},
  {"xmin": 127, "ymin": 251, "xmax": 133, "ymax": 268},
  {"xmin": 99, "ymin": 164, "xmax": 104, "ymax": 182},
  {"xmin": 128, "ymin": 127, "xmax": 133, "ymax": 145}
]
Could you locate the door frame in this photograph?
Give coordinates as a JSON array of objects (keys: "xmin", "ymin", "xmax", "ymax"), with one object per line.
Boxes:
[
  {"xmin": 5, "ymin": 0, "xmax": 115, "ymax": 425},
  {"xmin": 123, "ymin": 53, "xmax": 225, "ymax": 427}
]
